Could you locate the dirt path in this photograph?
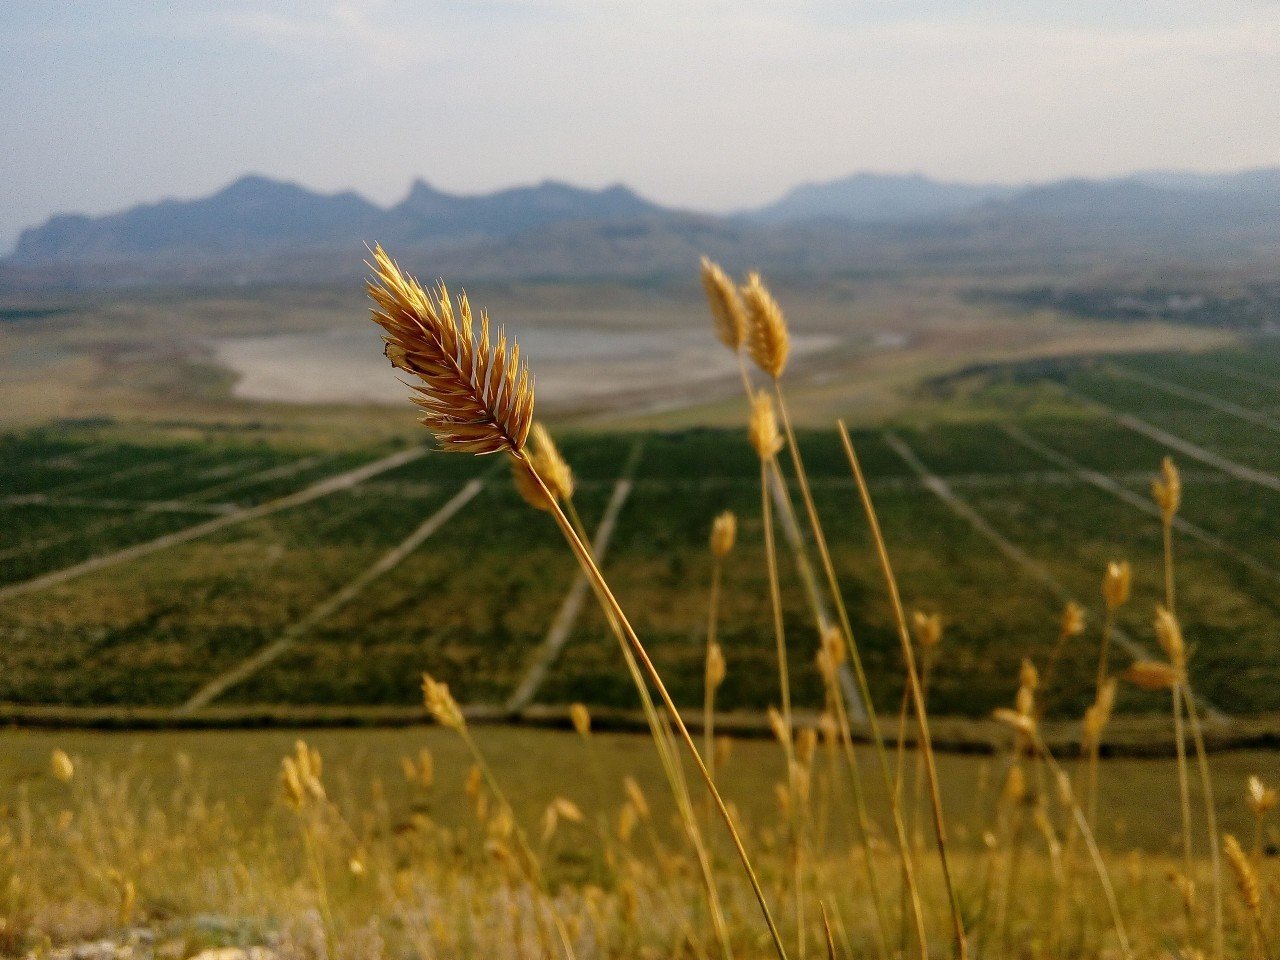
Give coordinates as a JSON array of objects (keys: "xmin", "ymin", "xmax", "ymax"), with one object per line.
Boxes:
[
  {"xmin": 2, "ymin": 493, "xmax": 233, "ymax": 516},
  {"xmin": 181, "ymin": 472, "xmax": 488, "ymax": 711},
  {"xmin": 1109, "ymin": 364, "xmax": 1280, "ymax": 435},
  {"xmin": 504, "ymin": 441, "xmax": 645, "ymax": 712},
  {"xmin": 1068, "ymin": 388, "xmax": 1280, "ymax": 494},
  {"xmin": 884, "ymin": 430, "xmax": 1225, "ymax": 722},
  {"xmin": 1198, "ymin": 359, "xmax": 1280, "ymax": 395},
  {"xmin": 0, "ymin": 446, "xmax": 429, "ymax": 604},
  {"xmin": 1001, "ymin": 423, "xmax": 1280, "ymax": 587}
]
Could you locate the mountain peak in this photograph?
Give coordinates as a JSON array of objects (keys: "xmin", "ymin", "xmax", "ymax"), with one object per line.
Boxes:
[{"xmin": 749, "ymin": 171, "xmax": 1014, "ymax": 224}]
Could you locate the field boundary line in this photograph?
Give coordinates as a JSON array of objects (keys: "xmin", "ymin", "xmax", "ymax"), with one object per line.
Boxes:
[
  {"xmin": 504, "ymin": 440, "xmax": 645, "ymax": 713},
  {"xmin": 2, "ymin": 494, "xmax": 233, "ymax": 516},
  {"xmin": 1109, "ymin": 364, "xmax": 1280, "ymax": 435},
  {"xmin": 0, "ymin": 446, "xmax": 429, "ymax": 603},
  {"xmin": 1066, "ymin": 388, "xmax": 1280, "ymax": 494},
  {"xmin": 41, "ymin": 451, "xmax": 200, "ymax": 497},
  {"xmin": 0, "ymin": 700, "xmax": 1263, "ymax": 754},
  {"xmin": 187, "ymin": 454, "xmax": 328, "ymax": 502},
  {"xmin": 1000, "ymin": 424, "xmax": 1280, "ymax": 587},
  {"xmin": 181, "ymin": 472, "xmax": 488, "ymax": 711},
  {"xmin": 1197, "ymin": 358, "xmax": 1280, "ymax": 394},
  {"xmin": 883, "ymin": 430, "xmax": 1225, "ymax": 722}
]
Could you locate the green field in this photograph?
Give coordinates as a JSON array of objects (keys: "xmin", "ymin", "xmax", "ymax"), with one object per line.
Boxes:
[{"xmin": 5, "ymin": 343, "xmax": 1280, "ymax": 722}]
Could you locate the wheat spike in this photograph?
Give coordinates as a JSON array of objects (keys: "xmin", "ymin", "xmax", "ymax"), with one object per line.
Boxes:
[
  {"xmin": 1102, "ymin": 560, "xmax": 1132, "ymax": 610},
  {"xmin": 741, "ymin": 272, "xmax": 790, "ymax": 379},
  {"xmin": 1153, "ymin": 455, "xmax": 1182, "ymax": 520},
  {"xmin": 1122, "ymin": 660, "xmax": 1181, "ymax": 691},
  {"xmin": 531, "ymin": 422, "xmax": 574, "ymax": 500},
  {"xmin": 912, "ymin": 610, "xmax": 943, "ymax": 649},
  {"xmin": 1247, "ymin": 775, "xmax": 1278, "ymax": 816},
  {"xmin": 367, "ymin": 245, "xmax": 534, "ymax": 454},
  {"xmin": 748, "ymin": 390, "xmax": 784, "ymax": 460},
  {"xmin": 700, "ymin": 256, "xmax": 748, "ymax": 351},
  {"xmin": 710, "ymin": 510, "xmax": 737, "ymax": 558},
  {"xmin": 1154, "ymin": 604, "xmax": 1187, "ymax": 670},
  {"xmin": 569, "ymin": 702, "xmax": 591, "ymax": 737},
  {"xmin": 1060, "ymin": 600, "xmax": 1086, "ymax": 638},
  {"xmin": 1224, "ymin": 833, "xmax": 1262, "ymax": 916}
]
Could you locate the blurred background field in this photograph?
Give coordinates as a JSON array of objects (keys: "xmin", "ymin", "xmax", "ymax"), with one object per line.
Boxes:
[{"xmin": 5, "ymin": 342, "xmax": 1280, "ymax": 725}]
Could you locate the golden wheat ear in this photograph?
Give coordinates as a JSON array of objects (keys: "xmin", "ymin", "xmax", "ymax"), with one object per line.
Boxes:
[{"xmin": 366, "ymin": 244, "xmax": 534, "ymax": 455}]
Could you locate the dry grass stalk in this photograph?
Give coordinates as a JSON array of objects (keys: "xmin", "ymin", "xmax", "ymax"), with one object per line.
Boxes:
[
  {"xmin": 739, "ymin": 268, "xmax": 920, "ymax": 953},
  {"xmin": 371, "ymin": 248, "xmax": 776, "ymax": 958},
  {"xmin": 840, "ymin": 420, "xmax": 968, "ymax": 960}
]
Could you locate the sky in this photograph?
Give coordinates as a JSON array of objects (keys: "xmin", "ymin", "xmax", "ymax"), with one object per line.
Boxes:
[{"xmin": 2, "ymin": 0, "xmax": 1279, "ymax": 250}]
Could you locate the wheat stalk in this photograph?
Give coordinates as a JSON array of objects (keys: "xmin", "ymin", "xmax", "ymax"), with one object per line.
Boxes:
[{"xmin": 369, "ymin": 250, "xmax": 767, "ymax": 956}]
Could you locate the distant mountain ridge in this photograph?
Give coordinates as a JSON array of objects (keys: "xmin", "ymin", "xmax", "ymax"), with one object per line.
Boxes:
[
  {"xmin": 6, "ymin": 167, "xmax": 1280, "ymax": 287},
  {"xmin": 8, "ymin": 174, "xmax": 667, "ymax": 266},
  {"xmin": 746, "ymin": 172, "xmax": 1015, "ymax": 224}
]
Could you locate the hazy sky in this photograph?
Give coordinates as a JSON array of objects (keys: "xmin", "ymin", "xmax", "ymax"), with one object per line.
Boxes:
[{"xmin": 3, "ymin": 1, "xmax": 1279, "ymax": 250}]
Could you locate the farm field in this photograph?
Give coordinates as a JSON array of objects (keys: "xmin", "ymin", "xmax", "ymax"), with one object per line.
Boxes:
[{"xmin": 4, "ymin": 342, "xmax": 1280, "ymax": 724}]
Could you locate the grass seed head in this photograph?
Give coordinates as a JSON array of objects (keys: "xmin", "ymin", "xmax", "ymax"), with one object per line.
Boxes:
[
  {"xmin": 617, "ymin": 802, "xmax": 638, "ymax": 843},
  {"xmin": 623, "ymin": 776, "xmax": 650, "ymax": 820},
  {"xmin": 767, "ymin": 706, "xmax": 789, "ymax": 746},
  {"xmin": 1224, "ymin": 833, "xmax": 1262, "ymax": 916},
  {"xmin": 422, "ymin": 672, "xmax": 465, "ymax": 731},
  {"xmin": 741, "ymin": 272, "xmax": 790, "ymax": 379},
  {"xmin": 710, "ymin": 510, "xmax": 737, "ymax": 558},
  {"xmin": 570, "ymin": 702, "xmax": 592, "ymax": 737},
  {"xmin": 1154, "ymin": 605, "xmax": 1186, "ymax": 670},
  {"xmin": 705, "ymin": 640, "xmax": 726, "ymax": 691},
  {"xmin": 821, "ymin": 625, "xmax": 847, "ymax": 667},
  {"xmin": 1247, "ymin": 775, "xmax": 1278, "ymax": 816},
  {"xmin": 1019, "ymin": 657, "xmax": 1039, "ymax": 693},
  {"xmin": 748, "ymin": 390, "xmax": 783, "ymax": 460},
  {"xmin": 1123, "ymin": 660, "xmax": 1181, "ymax": 691},
  {"xmin": 1102, "ymin": 560, "xmax": 1132, "ymax": 611},
  {"xmin": 1083, "ymin": 677, "xmax": 1118, "ymax": 748},
  {"xmin": 911, "ymin": 610, "xmax": 943, "ymax": 649},
  {"xmin": 50, "ymin": 749, "xmax": 74, "ymax": 784},
  {"xmin": 1003, "ymin": 764, "xmax": 1027, "ymax": 805},
  {"xmin": 700, "ymin": 257, "xmax": 748, "ymax": 352},
  {"xmin": 1060, "ymin": 601, "xmax": 1086, "ymax": 639},
  {"xmin": 1152, "ymin": 455, "xmax": 1182, "ymax": 521},
  {"xmin": 367, "ymin": 245, "xmax": 534, "ymax": 455},
  {"xmin": 795, "ymin": 727, "xmax": 818, "ymax": 767},
  {"xmin": 530, "ymin": 422, "xmax": 574, "ymax": 501},
  {"xmin": 511, "ymin": 457, "xmax": 552, "ymax": 511}
]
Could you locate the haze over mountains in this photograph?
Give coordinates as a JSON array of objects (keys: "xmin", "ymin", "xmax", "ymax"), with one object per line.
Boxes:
[{"xmin": 6, "ymin": 168, "xmax": 1280, "ymax": 289}]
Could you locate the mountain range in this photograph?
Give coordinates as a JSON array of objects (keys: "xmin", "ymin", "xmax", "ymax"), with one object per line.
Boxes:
[{"xmin": 6, "ymin": 168, "xmax": 1280, "ymax": 288}]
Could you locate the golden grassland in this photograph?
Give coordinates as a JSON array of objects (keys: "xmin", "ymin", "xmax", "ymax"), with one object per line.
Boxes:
[{"xmin": 8, "ymin": 727, "xmax": 1278, "ymax": 958}]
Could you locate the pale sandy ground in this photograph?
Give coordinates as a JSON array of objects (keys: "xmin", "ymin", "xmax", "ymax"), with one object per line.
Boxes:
[{"xmin": 209, "ymin": 325, "xmax": 840, "ymax": 409}]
